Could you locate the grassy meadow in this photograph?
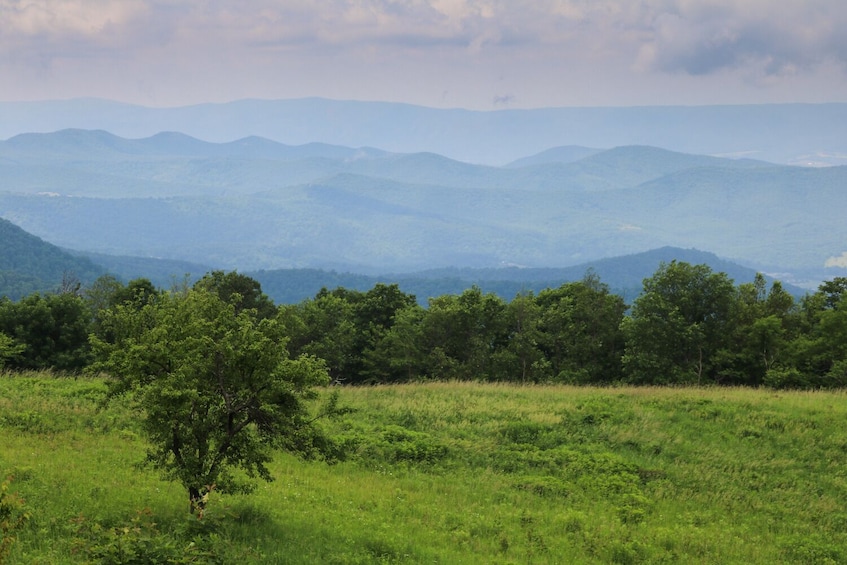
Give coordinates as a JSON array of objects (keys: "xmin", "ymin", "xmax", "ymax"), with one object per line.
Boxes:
[{"xmin": 2, "ymin": 373, "xmax": 847, "ymax": 564}]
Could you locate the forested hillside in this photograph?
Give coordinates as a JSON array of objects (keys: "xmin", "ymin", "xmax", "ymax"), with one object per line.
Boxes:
[
  {"xmin": 0, "ymin": 218, "xmax": 104, "ymax": 300},
  {"xmin": 0, "ymin": 216, "xmax": 803, "ymax": 304},
  {"xmin": 0, "ymin": 215, "xmax": 809, "ymax": 309}
]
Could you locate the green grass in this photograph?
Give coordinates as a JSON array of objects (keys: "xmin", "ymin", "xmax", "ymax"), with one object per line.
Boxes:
[{"xmin": 2, "ymin": 373, "xmax": 847, "ymax": 563}]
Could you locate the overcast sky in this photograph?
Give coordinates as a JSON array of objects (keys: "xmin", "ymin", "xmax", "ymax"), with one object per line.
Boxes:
[{"xmin": 1, "ymin": 0, "xmax": 846, "ymax": 109}]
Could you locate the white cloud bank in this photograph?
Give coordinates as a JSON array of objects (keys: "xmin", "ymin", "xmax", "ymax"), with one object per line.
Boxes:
[{"xmin": 1, "ymin": 0, "xmax": 846, "ymax": 107}]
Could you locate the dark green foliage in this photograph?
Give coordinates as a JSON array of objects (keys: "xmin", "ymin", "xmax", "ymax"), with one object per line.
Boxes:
[
  {"xmin": 279, "ymin": 292, "xmax": 357, "ymax": 384},
  {"xmin": 817, "ymin": 277, "xmax": 847, "ymax": 310},
  {"xmin": 111, "ymin": 278, "xmax": 160, "ymax": 308},
  {"xmin": 281, "ymin": 284, "xmax": 418, "ymax": 384},
  {"xmin": 364, "ymin": 304, "xmax": 427, "ymax": 383},
  {"xmin": 498, "ymin": 292, "xmax": 547, "ymax": 383},
  {"xmin": 0, "ymin": 217, "xmax": 105, "ymax": 301},
  {"xmin": 699, "ymin": 274, "xmax": 798, "ymax": 386},
  {"xmin": 274, "ymin": 266, "xmax": 847, "ymax": 388},
  {"xmin": 341, "ymin": 283, "xmax": 418, "ymax": 384},
  {"xmin": 4, "ymin": 257, "xmax": 847, "ymax": 389},
  {"xmin": 772, "ymin": 280, "xmax": 847, "ymax": 388},
  {"xmin": 0, "ymin": 334, "xmax": 24, "ymax": 369},
  {"xmin": 622, "ymin": 261, "xmax": 737, "ymax": 384},
  {"xmin": 535, "ymin": 273, "xmax": 627, "ymax": 383},
  {"xmin": 420, "ymin": 287, "xmax": 510, "ymax": 381},
  {"xmin": 193, "ymin": 271, "xmax": 276, "ymax": 320},
  {"xmin": 0, "ymin": 293, "xmax": 91, "ymax": 371}
]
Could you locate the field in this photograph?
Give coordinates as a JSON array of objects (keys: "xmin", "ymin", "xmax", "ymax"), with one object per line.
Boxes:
[{"xmin": 2, "ymin": 373, "xmax": 847, "ymax": 564}]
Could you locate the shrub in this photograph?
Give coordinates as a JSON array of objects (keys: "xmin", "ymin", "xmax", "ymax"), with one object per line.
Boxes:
[
  {"xmin": 763, "ymin": 367, "xmax": 809, "ymax": 389},
  {"xmin": 69, "ymin": 509, "xmax": 229, "ymax": 564}
]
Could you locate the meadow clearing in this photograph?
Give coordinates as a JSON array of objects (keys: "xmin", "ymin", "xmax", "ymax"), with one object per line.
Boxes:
[{"xmin": 1, "ymin": 373, "xmax": 846, "ymax": 564}]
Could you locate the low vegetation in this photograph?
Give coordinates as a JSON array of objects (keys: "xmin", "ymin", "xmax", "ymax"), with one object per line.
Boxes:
[{"xmin": 2, "ymin": 373, "xmax": 847, "ymax": 563}]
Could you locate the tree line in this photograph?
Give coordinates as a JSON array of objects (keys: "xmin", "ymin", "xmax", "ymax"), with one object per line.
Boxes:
[{"xmin": 1, "ymin": 263, "xmax": 846, "ymax": 389}]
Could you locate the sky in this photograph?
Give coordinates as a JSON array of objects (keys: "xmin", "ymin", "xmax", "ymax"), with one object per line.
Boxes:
[{"xmin": 1, "ymin": 0, "xmax": 846, "ymax": 110}]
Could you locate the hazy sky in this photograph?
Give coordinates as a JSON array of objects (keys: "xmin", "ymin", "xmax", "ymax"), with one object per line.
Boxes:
[{"xmin": 2, "ymin": 0, "xmax": 846, "ymax": 109}]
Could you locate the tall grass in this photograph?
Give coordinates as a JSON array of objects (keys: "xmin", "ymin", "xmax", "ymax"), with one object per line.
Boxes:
[{"xmin": 2, "ymin": 373, "xmax": 846, "ymax": 563}]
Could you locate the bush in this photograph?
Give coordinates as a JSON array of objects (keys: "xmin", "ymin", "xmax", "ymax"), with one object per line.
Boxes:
[
  {"xmin": 763, "ymin": 367, "xmax": 809, "ymax": 389},
  {"xmin": 823, "ymin": 359, "xmax": 847, "ymax": 388},
  {"xmin": 69, "ymin": 509, "xmax": 229, "ymax": 564},
  {"xmin": 381, "ymin": 426, "xmax": 448, "ymax": 464}
]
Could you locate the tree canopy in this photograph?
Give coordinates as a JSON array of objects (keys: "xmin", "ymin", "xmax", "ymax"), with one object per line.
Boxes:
[
  {"xmin": 91, "ymin": 287, "xmax": 333, "ymax": 516},
  {"xmin": 4, "ymin": 265, "xmax": 847, "ymax": 391}
]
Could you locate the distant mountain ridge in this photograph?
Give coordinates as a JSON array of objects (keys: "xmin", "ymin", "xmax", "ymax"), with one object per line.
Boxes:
[
  {"xmin": 0, "ymin": 131, "xmax": 780, "ymax": 198},
  {"xmin": 247, "ymin": 246, "xmax": 808, "ymax": 305},
  {"xmin": 0, "ymin": 214, "xmax": 812, "ymax": 303},
  {"xmin": 1, "ymin": 129, "xmax": 845, "ymax": 285},
  {"xmin": 1, "ymin": 98, "xmax": 845, "ymax": 166},
  {"xmin": 505, "ymin": 146, "xmax": 603, "ymax": 168},
  {"xmin": 2, "ymin": 129, "xmax": 389, "ymax": 162}
]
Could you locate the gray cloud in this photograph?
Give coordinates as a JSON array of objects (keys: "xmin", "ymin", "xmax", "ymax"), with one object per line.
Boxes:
[
  {"xmin": 635, "ymin": 1, "xmax": 847, "ymax": 76},
  {"xmin": 4, "ymin": 1, "xmax": 845, "ymax": 69},
  {"xmin": 1, "ymin": 0, "xmax": 845, "ymax": 107}
]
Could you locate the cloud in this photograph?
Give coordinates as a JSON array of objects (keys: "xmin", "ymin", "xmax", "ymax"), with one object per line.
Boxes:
[
  {"xmin": 633, "ymin": 0, "xmax": 847, "ymax": 77},
  {"xmin": 825, "ymin": 252, "xmax": 847, "ymax": 268},
  {"xmin": 0, "ymin": 0, "xmax": 179, "ymax": 66},
  {"xmin": 3, "ymin": 1, "xmax": 845, "ymax": 68},
  {"xmin": 1, "ymin": 0, "xmax": 147, "ymax": 36},
  {"xmin": 1, "ymin": 0, "xmax": 845, "ymax": 106}
]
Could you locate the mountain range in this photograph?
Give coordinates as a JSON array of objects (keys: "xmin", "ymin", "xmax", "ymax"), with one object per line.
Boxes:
[
  {"xmin": 1, "ymin": 98, "xmax": 845, "ymax": 167},
  {"xmin": 0, "ymin": 215, "xmax": 806, "ymax": 304},
  {"xmin": 1, "ymin": 128, "xmax": 845, "ymax": 288}
]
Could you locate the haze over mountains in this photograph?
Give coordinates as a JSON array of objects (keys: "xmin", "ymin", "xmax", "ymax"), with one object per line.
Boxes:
[
  {"xmin": 0, "ymin": 215, "xmax": 805, "ymax": 304},
  {"xmin": 1, "ymin": 99, "xmax": 846, "ymax": 167},
  {"xmin": 0, "ymin": 99, "xmax": 845, "ymax": 292}
]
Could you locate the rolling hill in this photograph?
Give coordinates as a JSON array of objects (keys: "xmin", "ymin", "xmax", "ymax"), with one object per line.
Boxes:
[
  {"xmin": 0, "ymin": 216, "xmax": 810, "ymax": 304},
  {"xmin": 0, "ymin": 218, "xmax": 105, "ymax": 300},
  {"xmin": 1, "ymin": 130, "xmax": 845, "ymax": 287},
  {"xmin": 247, "ymin": 247, "xmax": 807, "ymax": 305}
]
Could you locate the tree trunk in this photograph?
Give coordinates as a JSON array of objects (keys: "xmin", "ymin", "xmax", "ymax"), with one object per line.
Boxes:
[
  {"xmin": 189, "ymin": 484, "xmax": 215, "ymax": 518},
  {"xmin": 188, "ymin": 486, "xmax": 201, "ymax": 515}
]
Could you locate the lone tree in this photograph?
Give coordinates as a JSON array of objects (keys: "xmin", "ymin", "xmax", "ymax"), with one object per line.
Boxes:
[{"xmin": 92, "ymin": 287, "xmax": 333, "ymax": 516}]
